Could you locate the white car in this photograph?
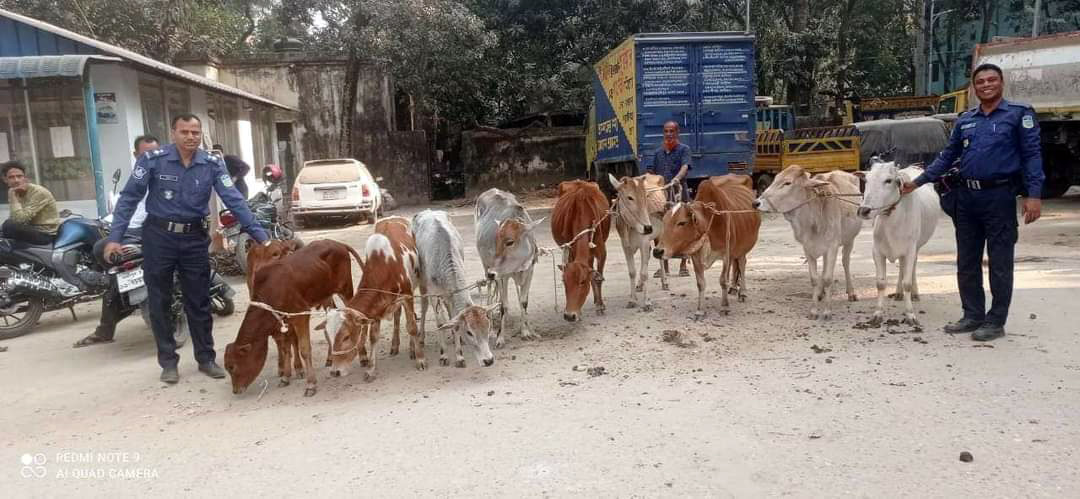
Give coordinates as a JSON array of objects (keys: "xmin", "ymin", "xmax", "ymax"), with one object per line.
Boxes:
[{"xmin": 291, "ymin": 159, "xmax": 383, "ymax": 225}]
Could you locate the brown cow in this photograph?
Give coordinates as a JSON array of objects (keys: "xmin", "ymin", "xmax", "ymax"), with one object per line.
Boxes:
[
  {"xmin": 328, "ymin": 217, "xmax": 422, "ymax": 381},
  {"xmin": 653, "ymin": 175, "xmax": 761, "ymax": 318},
  {"xmin": 223, "ymin": 239, "xmax": 360, "ymax": 397},
  {"xmin": 550, "ymin": 180, "xmax": 611, "ymax": 322},
  {"xmin": 244, "ymin": 238, "xmax": 304, "ymax": 291}
]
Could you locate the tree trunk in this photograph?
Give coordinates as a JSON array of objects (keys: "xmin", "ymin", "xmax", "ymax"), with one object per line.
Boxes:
[
  {"xmin": 834, "ymin": 0, "xmax": 859, "ymax": 117},
  {"xmin": 979, "ymin": 0, "xmax": 996, "ymax": 43},
  {"xmin": 340, "ymin": 52, "xmax": 361, "ymax": 158},
  {"xmin": 913, "ymin": 0, "xmax": 928, "ymax": 95},
  {"xmin": 786, "ymin": 0, "xmax": 812, "ymax": 114}
]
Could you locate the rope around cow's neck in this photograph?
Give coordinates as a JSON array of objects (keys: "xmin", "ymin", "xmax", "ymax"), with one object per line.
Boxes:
[{"xmin": 780, "ymin": 188, "xmax": 863, "ymax": 214}]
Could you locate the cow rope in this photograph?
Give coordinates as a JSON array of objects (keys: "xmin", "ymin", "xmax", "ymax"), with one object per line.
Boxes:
[{"xmin": 778, "ymin": 189, "xmax": 863, "ymax": 214}]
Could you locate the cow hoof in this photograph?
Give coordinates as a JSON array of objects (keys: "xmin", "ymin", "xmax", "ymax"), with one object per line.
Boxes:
[
  {"xmin": 323, "ymin": 359, "xmax": 331, "ymax": 367},
  {"xmin": 661, "ymin": 283, "xmax": 670, "ymax": 291},
  {"xmin": 455, "ymin": 360, "xmax": 466, "ymax": 368},
  {"xmin": 439, "ymin": 357, "xmax": 449, "ymax": 366},
  {"xmin": 693, "ymin": 311, "xmax": 706, "ymax": 321},
  {"xmin": 738, "ymin": 294, "xmax": 747, "ymax": 303},
  {"xmin": 390, "ymin": 347, "xmax": 399, "ymax": 356},
  {"xmin": 596, "ymin": 307, "xmax": 606, "ymax": 316},
  {"xmin": 635, "ymin": 283, "xmax": 644, "ymax": 293},
  {"xmin": 278, "ymin": 378, "xmax": 290, "ymax": 387},
  {"xmin": 519, "ymin": 331, "xmax": 539, "ymax": 341},
  {"xmin": 902, "ymin": 315, "xmax": 920, "ymax": 326},
  {"xmin": 626, "ymin": 301, "xmax": 637, "ymax": 309},
  {"xmin": 416, "ymin": 360, "xmax": 427, "ymax": 371},
  {"xmin": 295, "ymin": 370, "xmax": 305, "ymax": 379},
  {"xmin": 869, "ymin": 315, "xmax": 883, "ymax": 327},
  {"xmin": 494, "ymin": 336, "xmax": 506, "ymax": 348},
  {"xmin": 888, "ymin": 292, "xmax": 903, "ymax": 301},
  {"xmin": 363, "ymin": 372, "xmax": 376, "ymax": 383},
  {"xmin": 911, "ymin": 294, "xmax": 921, "ymax": 302},
  {"xmin": 641, "ymin": 303, "xmax": 653, "ymax": 312},
  {"xmin": 820, "ymin": 312, "xmax": 832, "ymax": 321},
  {"xmin": 408, "ymin": 351, "xmax": 416, "ymax": 360},
  {"xmin": 848, "ymin": 294, "xmax": 858, "ymax": 302},
  {"xmin": 303, "ymin": 387, "xmax": 317, "ymax": 397},
  {"xmin": 359, "ymin": 359, "xmax": 370, "ymax": 367}
]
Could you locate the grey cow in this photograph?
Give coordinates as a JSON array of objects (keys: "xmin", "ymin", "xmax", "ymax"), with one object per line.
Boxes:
[
  {"xmin": 412, "ymin": 209, "xmax": 497, "ymax": 367},
  {"xmin": 474, "ymin": 188, "xmax": 543, "ymax": 346}
]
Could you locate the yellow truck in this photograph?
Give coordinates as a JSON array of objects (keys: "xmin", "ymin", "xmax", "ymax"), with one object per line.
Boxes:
[{"xmin": 753, "ymin": 125, "xmax": 861, "ymax": 193}]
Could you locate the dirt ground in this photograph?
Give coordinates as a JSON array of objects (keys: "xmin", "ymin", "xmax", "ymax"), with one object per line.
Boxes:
[{"xmin": 4, "ymin": 192, "xmax": 1080, "ymax": 496}]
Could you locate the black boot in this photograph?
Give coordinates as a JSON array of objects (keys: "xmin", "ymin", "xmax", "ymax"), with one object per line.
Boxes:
[
  {"xmin": 943, "ymin": 317, "xmax": 983, "ymax": 334},
  {"xmin": 971, "ymin": 323, "xmax": 1005, "ymax": 342}
]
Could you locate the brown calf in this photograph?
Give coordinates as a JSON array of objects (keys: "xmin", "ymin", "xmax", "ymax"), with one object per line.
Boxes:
[
  {"xmin": 550, "ymin": 180, "xmax": 611, "ymax": 322},
  {"xmin": 224, "ymin": 239, "xmax": 360, "ymax": 397}
]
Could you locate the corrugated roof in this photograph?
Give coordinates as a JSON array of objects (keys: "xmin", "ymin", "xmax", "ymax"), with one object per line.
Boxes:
[
  {"xmin": 0, "ymin": 54, "xmax": 121, "ymax": 79},
  {"xmin": 0, "ymin": 8, "xmax": 295, "ymax": 111}
]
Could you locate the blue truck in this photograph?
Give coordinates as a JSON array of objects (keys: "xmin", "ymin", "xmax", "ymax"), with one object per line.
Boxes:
[{"xmin": 586, "ymin": 32, "xmax": 757, "ymax": 195}]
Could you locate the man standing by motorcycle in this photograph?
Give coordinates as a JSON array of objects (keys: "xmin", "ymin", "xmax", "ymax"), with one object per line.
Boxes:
[
  {"xmin": 73, "ymin": 135, "xmax": 158, "ymax": 348},
  {"xmin": 2, "ymin": 161, "xmax": 59, "ymax": 245},
  {"xmin": 105, "ymin": 115, "xmax": 267, "ymax": 384}
]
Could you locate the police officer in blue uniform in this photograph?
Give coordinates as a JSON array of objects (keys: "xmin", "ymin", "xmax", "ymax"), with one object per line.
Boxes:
[
  {"xmin": 105, "ymin": 113, "xmax": 269, "ymax": 383},
  {"xmin": 902, "ymin": 63, "xmax": 1044, "ymax": 342}
]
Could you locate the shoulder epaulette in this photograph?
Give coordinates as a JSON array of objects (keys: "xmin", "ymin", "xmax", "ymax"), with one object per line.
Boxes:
[{"xmin": 146, "ymin": 148, "xmax": 168, "ymax": 159}]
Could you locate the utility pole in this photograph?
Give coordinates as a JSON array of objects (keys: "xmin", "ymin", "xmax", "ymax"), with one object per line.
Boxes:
[
  {"xmin": 746, "ymin": 0, "xmax": 751, "ymax": 33},
  {"xmin": 1032, "ymin": 0, "xmax": 1042, "ymax": 37},
  {"xmin": 927, "ymin": 1, "xmax": 955, "ymax": 95}
]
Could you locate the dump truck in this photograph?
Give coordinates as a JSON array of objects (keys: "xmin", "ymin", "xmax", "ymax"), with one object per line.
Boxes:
[
  {"xmin": 586, "ymin": 32, "xmax": 756, "ymax": 196},
  {"xmin": 753, "ymin": 125, "xmax": 862, "ymax": 193},
  {"xmin": 973, "ymin": 31, "xmax": 1080, "ymax": 198},
  {"xmin": 842, "ymin": 95, "xmax": 941, "ymax": 124}
]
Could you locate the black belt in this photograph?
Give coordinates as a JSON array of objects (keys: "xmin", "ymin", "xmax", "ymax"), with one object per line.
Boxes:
[
  {"xmin": 146, "ymin": 214, "xmax": 208, "ymax": 234},
  {"xmin": 960, "ymin": 177, "xmax": 1012, "ymax": 190}
]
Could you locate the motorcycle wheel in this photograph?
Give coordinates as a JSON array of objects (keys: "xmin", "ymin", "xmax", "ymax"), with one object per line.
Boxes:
[
  {"xmin": 140, "ymin": 300, "xmax": 189, "ymax": 348},
  {"xmin": 233, "ymin": 233, "xmax": 254, "ymax": 275},
  {"xmin": 211, "ymin": 295, "xmax": 235, "ymax": 316},
  {"xmin": 0, "ymin": 296, "xmax": 45, "ymax": 340}
]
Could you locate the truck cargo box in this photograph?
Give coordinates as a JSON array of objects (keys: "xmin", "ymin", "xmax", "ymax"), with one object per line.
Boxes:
[{"xmin": 588, "ymin": 32, "xmax": 756, "ymax": 188}]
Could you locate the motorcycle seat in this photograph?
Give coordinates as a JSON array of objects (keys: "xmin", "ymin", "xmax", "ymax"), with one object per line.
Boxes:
[{"xmin": 1, "ymin": 237, "xmax": 55, "ymax": 251}]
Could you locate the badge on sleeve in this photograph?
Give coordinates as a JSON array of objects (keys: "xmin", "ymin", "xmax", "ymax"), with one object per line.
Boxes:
[
  {"xmin": 220, "ymin": 174, "xmax": 234, "ymax": 188},
  {"xmin": 163, "ymin": 190, "xmax": 175, "ymax": 200},
  {"xmin": 1022, "ymin": 115, "xmax": 1034, "ymax": 129},
  {"xmin": 963, "ymin": 138, "xmax": 970, "ymax": 148},
  {"xmin": 133, "ymin": 166, "xmax": 146, "ymax": 180}
]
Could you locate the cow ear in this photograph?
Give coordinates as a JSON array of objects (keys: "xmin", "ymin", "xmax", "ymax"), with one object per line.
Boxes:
[
  {"xmin": 526, "ymin": 217, "xmax": 545, "ymax": 232},
  {"xmin": 557, "ymin": 264, "xmax": 565, "ymax": 272},
  {"xmin": 237, "ymin": 343, "xmax": 252, "ymax": 354},
  {"xmin": 809, "ymin": 178, "xmax": 831, "ymax": 188},
  {"xmin": 332, "ymin": 294, "xmax": 346, "ymax": 309},
  {"xmin": 607, "ymin": 173, "xmax": 622, "ymax": 190},
  {"xmin": 314, "ymin": 320, "xmax": 326, "ymax": 331}
]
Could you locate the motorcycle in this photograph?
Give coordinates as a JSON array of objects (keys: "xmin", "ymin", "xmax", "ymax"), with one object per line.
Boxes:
[
  {"xmin": 0, "ymin": 211, "xmax": 111, "ymax": 340},
  {"xmin": 219, "ymin": 174, "xmax": 300, "ymax": 274},
  {"xmin": 101, "ymin": 170, "xmax": 236, "ymax": 323}
]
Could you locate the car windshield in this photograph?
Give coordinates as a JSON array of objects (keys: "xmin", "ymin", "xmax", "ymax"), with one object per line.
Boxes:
[{"xmin": 298, "ymin": 163, "xmax": 362, "ymax": 184}]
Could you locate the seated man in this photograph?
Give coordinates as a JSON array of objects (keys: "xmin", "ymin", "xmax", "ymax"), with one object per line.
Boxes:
[
  {"xmin": 2, "ymin": 161, "xmax": 59, "ymax": 245},
  {"xmin": 74, "ymin": 135, "xmax": 158, "ymax": 348}
]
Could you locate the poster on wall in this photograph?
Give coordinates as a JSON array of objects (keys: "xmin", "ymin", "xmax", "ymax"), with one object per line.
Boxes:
[
  {"xmin": 95, "ymin": 92, "xmax": 118, "ymax": 124},
  {"xmin": 0, "ymin": 132, "xmax": 10, "ymax": 162},
  {"xmin": 50, "ymin": 126, "xmax": 75, "ymax": 158}
]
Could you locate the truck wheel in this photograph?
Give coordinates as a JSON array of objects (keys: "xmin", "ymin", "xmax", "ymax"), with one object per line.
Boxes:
[
  {"xmin": 0, "ymin": 296, "xmax": 44, "ymax": 340},
  {"xmin": 755, "ymin": 174, "xmax": 774, "ymax": 195}
]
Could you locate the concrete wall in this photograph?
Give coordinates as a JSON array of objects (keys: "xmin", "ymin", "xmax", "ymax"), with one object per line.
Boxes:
[
  {"xmin": 88, "ymin": 64, "xmax": 143, "ymax": 196},
  {"xmin": 461, "ymin": 127, "xmax": 586, "ymax": 197},
  {"xmin": 215, "ymin": 55, "xmax": 431, "ymax": 204}
]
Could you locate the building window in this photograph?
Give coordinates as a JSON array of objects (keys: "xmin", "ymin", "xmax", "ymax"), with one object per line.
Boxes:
[
  {"xmin": 139, "ymin": 75, "xmax": 166, "ymax": 141},
  {"xmin": 0, "ymin": 79, "xmax": 33, "ymax": 204},
  {"xmin": 27, "ymin": 78, "xmax": 93, "ymax": 201},
  {"xmin": 165, "ymin": 83, "xmax": 190, "ymax": 128}
]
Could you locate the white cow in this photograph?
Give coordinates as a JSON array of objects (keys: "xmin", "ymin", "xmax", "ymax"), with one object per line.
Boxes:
[
  {"xmin": 608, "ymin": 173, "xmax": 669, "ymax": 311},
  {"xmin": 474, "ymin": 189, "xmax": 543, "ymax": 346},
  {"xmin": 412, "ymin": 210, "xmax": 498, "ymax": 367},
  {"xmin": 754, "ymin": 165, "xmax": 863, "ymax": 320},
  {"xmin": 856, "ymin": 160, "xmax": 941, "ymax": 326}
]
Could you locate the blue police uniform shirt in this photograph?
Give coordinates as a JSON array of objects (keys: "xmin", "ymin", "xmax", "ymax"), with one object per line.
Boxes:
[
  {"xmin": 915, "ymin": 99, "xmax": 1044, "ymax": 197},
  {"xmin": 649, "ymin": 142, "xmax": 692, "ymax": 183},
  {"xmin": 109, "ymin": 144, "xmax": 269, "ymax": 244}
]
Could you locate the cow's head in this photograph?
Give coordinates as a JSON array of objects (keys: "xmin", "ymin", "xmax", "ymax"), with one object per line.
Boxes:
[
  {"xmin": 653, "ymin": 202, "xmax": 709, "ymax": 260},
  {"xmin": 224, "ymin": 338, "xmax": 269, "ymax": 394},
  {"xmin": 855, "ymin": 159, "xmax": 903, "ymax": 219},
  {"xmin": 558, "ymin": 262, "xmax": 597, "ymax": 322},
  {"xmin": 437, "ymin": 304, "xmax": 499, "ymax": 366},
  {"xmin": 608, "ymin": 173, "xmax": 653, "ymax": 235},
  {"xmin": 753, "ymin": 165, "xmax": 830, "ymax": 213},
  {"xmin": 245, "ymin": 239, "xmax": 303, "ymax": 289},
  {"xmin": 327, "ymin": 294, "xmax": 365, "ymax": 378},
  {"xmin": 493, "ymin": 217, "xmax": 544, "ymax": 276}
]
